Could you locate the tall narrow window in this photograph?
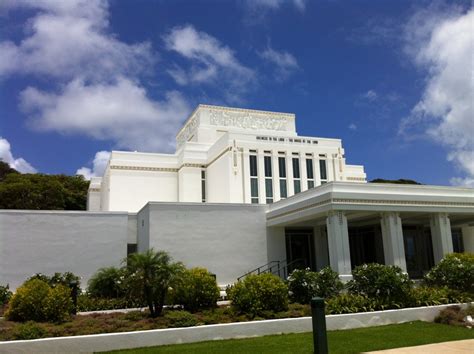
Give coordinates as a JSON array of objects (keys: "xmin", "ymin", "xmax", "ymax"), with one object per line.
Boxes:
[
  {"xmin": 306, "ymin": 159, "xmax": 314, "ymax": 189},
  {"xmin": 319, "ymin": 159, "xmax": 327, "ymax": 183},
  {"xmin": 249, "ymin": 154, "xmax": 259, "ymax": 204},
  {"xmin": 293, "ymin": 157, "xmax": 301, "ymax": 194},
  {"xmin": 201, "ymin": 170, "xmax": 206, "ymax": 202},
  {"xmin": 278, "ymin": 157, "xmax": 287, "ymax": 198},
  {"xmin": 264, "ymin": 155, "xmax": 273, "ymax": 204}
]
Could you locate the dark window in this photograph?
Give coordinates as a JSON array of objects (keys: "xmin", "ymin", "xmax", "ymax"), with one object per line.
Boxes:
[
  {"xmin": 308, "ymin": 180, "xmax": 314, "ymax": 189},
  {"xmin": 264, "ymin": 156, "xmax": 272, "ymax": 177},
  {"xmin": 452, "ymin": 229, "xmax": 464, "ymax": 253},
  {"xmin": 201, "ymin": 170, "xmax": 206, "ymax": 202},
  {"xmin": 251, "ymin": 178, "xmax": 259, "ymax": 204},
  {"xmin": 127, "ymin": 244, "xmax": 137, "ymax": 255},
  {"xmin": 294, "ymin": 180, "xmax": 301, "ymax": 194},
  {"xmin": 306, "ymin": 159, "xmax": 314, "ymax": 179},
  {"xmin": 292, "ymin": 158, "xmax": 300, "ymax": 178},
  {"xmin": 265, "ymin": 180, "xmax": 273, "ymax": 204},
  {"xmin": 280, "ymin": 179, "xmax": 287, "ymax": 198},
  {"xmin": 250, "ymin": 155, "xmax": 258, "ymax": 177},
  {"xmin": 319, "ymin": 159, "xmax": 327, "ymax": 180},
  {"xmin": 278, "ymin": 157, "xmax": 286, "ymax": 178}
]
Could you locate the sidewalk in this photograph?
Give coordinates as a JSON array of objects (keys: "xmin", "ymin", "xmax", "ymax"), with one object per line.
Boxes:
[{"xmin": 365, "ymin": 339, "xmax": 474, "ymax": 353}]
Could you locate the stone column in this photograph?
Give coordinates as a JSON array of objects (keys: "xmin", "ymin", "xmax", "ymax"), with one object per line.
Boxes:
[
  {"xmin": 314, "ymin": 226, "xmax": 329, "ymax": 270},
  {"xmin": 430, "ymin": 213, "xmax": 454, "ymax": 264},
  {"xmin": 461, "ymin": 226, "xmax": 474, "ymax": 253},
  {"xmin": 272, "ymin": 154, "xmax": 280, "ymax": 201},
  {"xmin": 326, "ymin": 211, "xmax": 352, "ymax": 280},
  {"xmin": 380, "ymin": 212, "xmax": 407, "ymax": 272},
  {"xmin": 257, "ymin": 153, "xmax": 266, "ymax": 204}
]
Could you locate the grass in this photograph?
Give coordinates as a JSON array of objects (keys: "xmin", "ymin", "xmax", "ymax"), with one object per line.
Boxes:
[{"xmin": 105, "ymin": 321, "xmax": 474, "ymax": 354}]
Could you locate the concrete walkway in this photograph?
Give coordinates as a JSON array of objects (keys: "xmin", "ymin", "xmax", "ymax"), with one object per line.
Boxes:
[{"xmin": 365, "ymin": 339, "xmax": 474, "ymax": 353}]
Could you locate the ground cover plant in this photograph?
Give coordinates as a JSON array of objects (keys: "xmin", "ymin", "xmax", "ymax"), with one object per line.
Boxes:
[
  {"xmin": 1, "ymin": 252, "xmax": 472, "ymax": 341},
  {"xmin": 435, "ymin": 305, "xmax": 474, "ymax": 327},
  {"xmin": 105, "ymin": 321, "xmax": 473, "ymax": 354},
  {"xmin": 0, "ymin": 304, "xmax": 311, "ymax": 341}
]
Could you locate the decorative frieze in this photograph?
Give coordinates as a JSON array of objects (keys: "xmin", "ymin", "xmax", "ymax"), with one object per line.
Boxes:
[
  {"xmin": 176, "ymin": 111, "xmax": 200, "ymax": 149},
  {"xmin": 209, "ymin": 108, "xmax": 291, "ymax": 131}
]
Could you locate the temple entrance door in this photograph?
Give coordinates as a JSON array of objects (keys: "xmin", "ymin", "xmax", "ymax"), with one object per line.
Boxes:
[
  {"xmin": 285, "ymin": 228, "xmax": 315, "ymax": 275},
  {"xmin": 403, "ymin": 226, "xmax": 434, "ymax": 279}
]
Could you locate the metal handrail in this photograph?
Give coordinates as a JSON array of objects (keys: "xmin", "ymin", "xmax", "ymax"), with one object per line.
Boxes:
[
  {"xmin": 237, "ymin": 258, "xmax": 308, "ymax": 281},
  {"xmin": 237, "ymin": 260, "xmax": 281, "ymax": 281}
]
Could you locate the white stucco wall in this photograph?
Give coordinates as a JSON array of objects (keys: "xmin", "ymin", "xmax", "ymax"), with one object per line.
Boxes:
[
  {"xmin": 0, "ymin": 210, "xmax": 128, "ymax": 290},
  {"xmin": 137, "ymin": 203, "xmax": 269, "ymax": 285}
]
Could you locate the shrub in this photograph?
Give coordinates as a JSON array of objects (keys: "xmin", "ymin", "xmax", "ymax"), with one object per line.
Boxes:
[
  {"xmin": 407, "ymin": 286, "xmax": 450, "ymax": 307},
  {"xmin": 6, "ymin": 279, "xmax": 50, "ymax": 322},
  {"xmin": 6, "ymin": 279, "xmax": 73, "ymax": 322},
  {"xmin": 87, "ymin": 267, "xmax": 125, "ymax": 298},
  {"xmin": 43, "ymin": 284, "xmax": 74, "ymax": 322},
  {"xmin": 288, "ymin": 267, "xmax": 343, "ymax": 304},
  {"xmin": 173, "ymin": 267, "xmax": 220, "ymax": 312},
  {"xmin": 164, "ymin": 310, "xmax": 198, "ymax": 328},
  {"xmin": 227, "ymin": 273, "xmax": 288, "ymax": 317},
  {"xmin": 0, "ymin": 284, "xmax": 12, "ymax": 305},
  {"xmin": 11, "ymin": 321, "xmax": 46, "ymax": 340},
  {"xmin": 287, "ymin": 268, "xmax": 318, "ymax": 304},
  {"xmin": 77, "ymin": 294, "xmax": 146, "ymax": 312},
  {"xmin": 424, "ymin": 253, "xmax": 474, "ymax": 293},
  {"xmin": 348, "ymin": 263, "xmax": 412, "ymax": 302},
  {"xmin": 325, "ymin": 293, "xmax": 374, "ymax": 314},
  {"xmin": 27, "ymin": 272, "xmax": 81, "ymax": 292}
]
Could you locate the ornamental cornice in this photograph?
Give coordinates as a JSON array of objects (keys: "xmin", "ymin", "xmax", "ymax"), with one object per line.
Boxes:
[
  {"xmin": 107, "ymin": 146, "xmax": 231, "ymax": 173},
  {"xmin": 331, "ymin": 198, "xmax": 474, "ymax": 207},
  {"xmin": 267, "ymin": 197, "xmax": 474, "ymax": 221},
  {"xmin": 110, "ymin": 165, "xmax": 179, "ymax": 172},
  {"xmin": 346, "ymin": 177, "xmax": 366, "ymax": 181}
]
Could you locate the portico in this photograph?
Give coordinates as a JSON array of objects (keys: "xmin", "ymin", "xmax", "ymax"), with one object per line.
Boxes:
[{"xmin": 266, "ymin": 182, "xmax": 474, "ymax": 279}]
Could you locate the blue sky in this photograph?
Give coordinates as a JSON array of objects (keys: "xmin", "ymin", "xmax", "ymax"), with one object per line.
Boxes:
[{"xmin": 0, "ymin": 0, "xmax": 472, "ymax": 186}]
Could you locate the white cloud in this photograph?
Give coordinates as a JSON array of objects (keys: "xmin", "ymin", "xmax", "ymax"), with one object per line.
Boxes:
[
  {"xmin": 76, "ymin": 150, "xmax": 110, "ymax": 180},
  {"xmin": 259, "ymin": 46, "xmax": 299, "ymax": 81},
  {"xmin": 2, "ymin": 0, "xmax": 192, "ymax": 153},
  {"xmin": 400, "ymin": 8, "xmax": 474, "ymax": 186},
  {"xmin": 0, "ymin": 137, "xmax": 36, "ymax": 173},
  {"xmin": 0, "ymin": 0, "xmax": 154, "ymax": 81},
  {"xmin": 250, "ymin": 0, "xmax": 306, "ymax": 11},
  {"xmin": 163, "ymin": 25, "xmax": 254, "ymax": 102},
  {"xmin": 20, "ymin": 77, "xmax": 191, "ymax": 152},
  {"xmin": 362, "ymin": 90, "xmax": 378, "ymax": 101},
  {"xmin": 348, "ymin": 123, "xmax": 357, "ymax": 131}
]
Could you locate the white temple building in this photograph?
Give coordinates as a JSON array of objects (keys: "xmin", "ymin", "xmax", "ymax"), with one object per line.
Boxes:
[
  {"xmin": 87, "ymin": 105, "xmax": 366, "ymax": 212},
  {"xmin": 1, "ymin": 105, "xmax": 473, "ymax": 289}
]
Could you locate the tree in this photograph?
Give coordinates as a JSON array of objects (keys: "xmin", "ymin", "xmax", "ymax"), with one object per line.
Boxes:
[
  {"xmin": 0, "ymin": 171, "xmax": 89, "ymax": 210},
  {"xmin": 370, "ymin": 178, "xmax": 422, "ymax": 185},
  {"xmin": 0, "ymin": 161, "xmax": 19, "ymax": 181},
  {"xmin": 125, "ymin": 250, "xmax": 184, "ymax": 317}
]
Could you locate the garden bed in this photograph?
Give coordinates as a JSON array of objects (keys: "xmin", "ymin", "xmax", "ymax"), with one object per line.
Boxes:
[{"xmin": 0, "ymin": 304, "xmax": 471, "ymax": 353}]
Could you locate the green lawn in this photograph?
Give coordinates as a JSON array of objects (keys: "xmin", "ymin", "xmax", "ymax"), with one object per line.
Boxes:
[{"xmin": 105, "ymin": 321, "xmax": 473, "ymax": 353}]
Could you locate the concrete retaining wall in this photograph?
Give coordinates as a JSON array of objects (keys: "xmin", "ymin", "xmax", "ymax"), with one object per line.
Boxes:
[
  {"xmin": 0, "ymin": 210, "xmax": 129, "ymax": 290},
  {"xmin": 0, "ymin": 303, "xmax": 468, "ymax": 353}
]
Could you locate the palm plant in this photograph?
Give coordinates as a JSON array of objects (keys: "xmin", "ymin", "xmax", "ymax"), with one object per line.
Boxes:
[{"xmin": 125, "ymin": 249, "xmax": 183, "ymax": 317}]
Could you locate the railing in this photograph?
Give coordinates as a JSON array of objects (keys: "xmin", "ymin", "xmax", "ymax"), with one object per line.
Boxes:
[{"xmin": 237, "ymin": 258, "xmax": 308, "ymax": 281}]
